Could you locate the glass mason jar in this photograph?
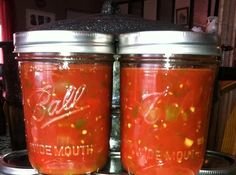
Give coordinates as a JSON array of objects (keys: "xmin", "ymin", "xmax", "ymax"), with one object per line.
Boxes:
[
  {"xmin": 13, "ymin": 30, "xmax": 115, "ymax": 175},
  {"xmin": 118, "ymin": 31, "xmax": 221, "ymax": 175}
]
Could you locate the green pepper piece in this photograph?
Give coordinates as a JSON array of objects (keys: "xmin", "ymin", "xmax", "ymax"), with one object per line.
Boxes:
[
  {"xmin": 132, "ymin": 105, "xmax": 139, "ymax": 118},
  {"xmin": 165, "ymin": 105, "xmax": 180, "ymax": 121},
  {"xmin": 75, "ymin": 119, "xmax": 86, "ymax": 129}
]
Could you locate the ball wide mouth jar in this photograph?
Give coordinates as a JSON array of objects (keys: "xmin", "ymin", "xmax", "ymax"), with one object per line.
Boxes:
[
  {"xmin": 118, "ymin": 31, "xmax": 220, "ymax": 175},
  {"xmin": 14, "ymin": 30, "xmax": 115, "ymax": 175}
]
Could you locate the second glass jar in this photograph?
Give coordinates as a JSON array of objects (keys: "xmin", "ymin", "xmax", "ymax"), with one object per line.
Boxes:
[{"xmin": 118, "ymin": 31, "xmax": 220, "ymax": 175}]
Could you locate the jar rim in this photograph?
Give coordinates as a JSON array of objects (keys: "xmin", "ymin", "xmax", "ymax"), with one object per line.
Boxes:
[
  {"xmin": 13, "ymin": 30, "xmax": 115, "ymax": 54},
  {"xmin": 118, "ymin": 31, "xmax": 221, "ymax": 56}
]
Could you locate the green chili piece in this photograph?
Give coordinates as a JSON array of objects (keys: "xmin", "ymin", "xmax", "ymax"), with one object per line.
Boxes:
[
  {"xmin": 75, "ymin": 119, "xmax": 86, "ymax": 129},
  {"xmin": 166, "ymin": 105, "xmax": 180, "ymax": 121}
]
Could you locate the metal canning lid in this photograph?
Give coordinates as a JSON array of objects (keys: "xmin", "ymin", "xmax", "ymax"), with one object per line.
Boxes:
[
  {"xmin": 118, "ymin": 31, "xmax": 221, "ymax": 56},
  {"xmin": 0, "ymin": 150, "xmax": 38, "ymax": 175},
  {"xmin": 13, "ymin": 30, "xmax": 115, "ymax": 54},
  {"xmin": 198, "ymin": 150, "xmax": 236, "ymax": 175}
]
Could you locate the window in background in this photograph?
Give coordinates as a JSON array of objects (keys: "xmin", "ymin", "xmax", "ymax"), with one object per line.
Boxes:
[
  {"xmin": 0, "ymin": 24, "xmax": 3, "ymax": 64},
  {"xmin": 0, "ymin": 0, "xmax": 14, "ymax": 41},
  {"xmin": 0, "ymin": 0, "xmax": 14, "ymax": 63}
]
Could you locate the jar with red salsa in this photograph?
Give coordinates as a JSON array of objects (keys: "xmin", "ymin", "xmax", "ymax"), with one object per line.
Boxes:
[
  {"xmin": 118, "ymin": 31, "xmax": 220, "ymax": 175},
  {"xmin": 13, "ymin": 30, "xmax": 114, "ymax": 175}
]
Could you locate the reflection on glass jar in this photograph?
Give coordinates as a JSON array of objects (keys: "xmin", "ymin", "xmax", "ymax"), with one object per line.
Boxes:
[
  {"xmin": 118, "ymin": 31, "xmax": 220, "ymax": 175},
  {"xmin": 14, "ymin": 31, "xmax": 114, "ymax": 175}
]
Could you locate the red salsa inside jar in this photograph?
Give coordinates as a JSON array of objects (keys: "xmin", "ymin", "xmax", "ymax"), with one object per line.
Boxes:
[
  {"xmin": 20, "ymin": 60, "xmax": 112, "ymax": 175},
  {"xmin": 121, "ymin": 66, "xmax": 215, "ymax": 175}
]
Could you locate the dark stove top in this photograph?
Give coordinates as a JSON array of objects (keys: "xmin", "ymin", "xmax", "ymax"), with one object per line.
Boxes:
[{"xmin": 0, "ymin": 132, "xmax": 11, "ymax": 156}]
